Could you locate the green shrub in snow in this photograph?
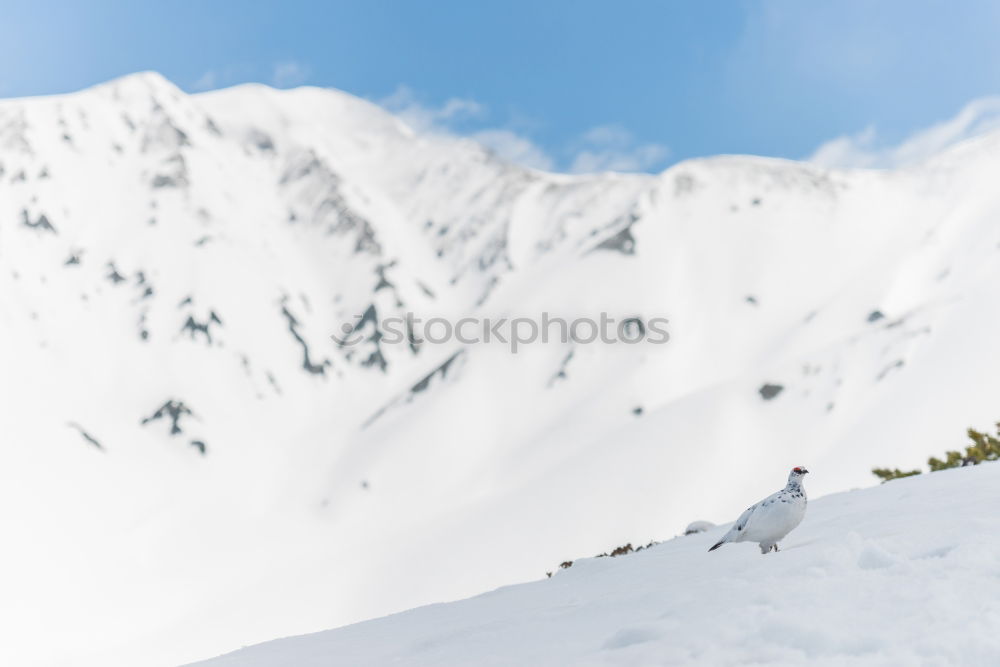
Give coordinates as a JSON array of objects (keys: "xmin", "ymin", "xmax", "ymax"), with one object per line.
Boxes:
[
  {"xmin": 873, "ymin": 422, "xmax": 1000, "ymax": 482},
  {"xmin": 872, "ymin": 467, "xmax": 921, "ymax": 482}
]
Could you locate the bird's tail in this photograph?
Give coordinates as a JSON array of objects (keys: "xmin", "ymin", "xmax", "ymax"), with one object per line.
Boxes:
[{"xmin": 708, "ymin": 539, "xmax": 725, "ymax": 552}]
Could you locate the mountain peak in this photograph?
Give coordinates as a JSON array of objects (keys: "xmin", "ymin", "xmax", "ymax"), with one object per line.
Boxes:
[{"xmin": 87, "ymin": 70, "xmax": 185, "ymax": 101}]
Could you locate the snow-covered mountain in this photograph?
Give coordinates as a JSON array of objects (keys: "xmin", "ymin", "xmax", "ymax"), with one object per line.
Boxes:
[
  {"xmin": 2, "ymin": 72, "xmax": 999, "ymax": 666},
  {"xmin": 194, "ymin": 462, "xmax": 1000, "ymax": 666}
]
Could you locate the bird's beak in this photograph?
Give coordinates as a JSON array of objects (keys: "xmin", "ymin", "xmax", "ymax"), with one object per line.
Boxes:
[{"xmin": 802, "ymin": 468, "xmax": 810, "ymax": 474}]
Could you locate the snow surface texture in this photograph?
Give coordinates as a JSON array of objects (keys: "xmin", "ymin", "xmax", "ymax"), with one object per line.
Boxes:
[
  {"xmin": 196, "ymin": 463, "xmax": 1000, "ymax": 666},
  {"xmin": 2, "ymin": 72, "xmax": 1000, "ymax": 666}
]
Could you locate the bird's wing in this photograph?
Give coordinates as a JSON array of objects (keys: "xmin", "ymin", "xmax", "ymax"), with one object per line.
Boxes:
[
  {"xmin": 732, "ymin": 489, "xmax": 784, "ymax": 535},
  {"xmin": 730, "ymin": 503, "xmax": 759, "ymax": 535}
]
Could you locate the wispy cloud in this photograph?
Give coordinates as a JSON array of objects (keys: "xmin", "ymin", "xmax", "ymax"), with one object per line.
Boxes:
[
  {"xmin": 568, "ymin": 125, "xmax": 669, "ymax": 174},
  {"xmin": 272, "ymin": 61, "xmax": 309, "ymax": 88},
  {"xmin": 809, "ymin": 96, "xmax": 1000, "ymax": 169},
  {"xmin": 191, "ymin": 70, "xmax": 218, "ymax": 92},
  {"xmin": 380, "ymin": 86, "xmax": 553, "ymax": 170},
  {"xmin": 380, "ymin": 85, "xmax": 485, "ymax": 131},
  {"xmin": 377, "ymin": 86, "xmax": 666, "ymax": 174},
  {"xmin": 471, "ymin": 129, "xmax": 555, "ymax": 171}
]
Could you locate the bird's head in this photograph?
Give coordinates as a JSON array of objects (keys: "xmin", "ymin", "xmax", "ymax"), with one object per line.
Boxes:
[{"xmin": 789, "ymin": 466, "xmax": 809, "ymax": 483}]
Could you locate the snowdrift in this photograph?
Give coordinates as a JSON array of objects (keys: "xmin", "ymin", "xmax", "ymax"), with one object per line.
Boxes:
[
  {"xmin": 197, "ymin": 463, "xmax": 1000, "ymax": 666},
  {"xmin": 3, "ymin": 71, "xmax": 1000, "ymax": 665}
]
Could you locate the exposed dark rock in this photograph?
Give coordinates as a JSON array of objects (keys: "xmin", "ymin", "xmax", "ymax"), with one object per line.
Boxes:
[
  {"xmin": 620, "ymin": 317, "xmax": 646, "ymax": 341},
  {"xmin": 141, "ymin": 113, "xmax": 190, "ymax": 152},
  {"xmin": 67, "ymin": 422, "xmax": 103, "ymax": 451},
  {"xmin": 141, "ymin": 399, "xmax": 194, "ymax": 436},
  {"xmin": 477, "ymin": 232, "xmax": 510, "ymax": 271},
  {"xmin": 411, "ymin": 351, "xmax": 462, "ymax": 394},
  {"xmin": 105, "ymin": 262, "xmax": 126, "ymax": 284},
  {"xmin": 759, "ymin": 383, "xmax": 785, "ymax": 400},
  {"xmin": 361, "ymin": 351, "xmax": 465, "ymax": 429},
  {"xmin": 417, "ymin": 281, "xmax": 436, "ymax": 299},
  {"xmin": 279, "ymin": 150, "xmax": 381, "ymax": 254},
  {"xmin": 135, "ymin": 271, "xmax": 153, "ymax": 294},
  {"xmin": 374, "ymin": 263, "xmax": 395, "ymax": 291},
  {"xmin": 181, "ymin": 311, "xmax": 223, "ymax": 344},
  {"xmin": 548, "ymin": 349, "xmax": 575, "ymax": 386},
  {"xmin": 474, "ymin": 275, "xmax": 501, "ymax": 307},
  {"xmin": 594, "ymin": 225, "xmax": 636, "ymax": 255},
  {"xmin": 337, "ymin": 304, "xmax": 392, "ymax": 371},
  {"xmin": 876, "ymin": 359, "xmax": 905, "ymax": 381},
  {"xmin": 280, "ymin": 299, "xmax": 331, "ymax": 375},
  {"xmin": 21, "ymin": 209, "xmax": 57, "ymax": 234},
  {"xmin": 151, "ymin": 153, "xmax": 189, "ymax": 188},
  {"xmin": 867, "ymin": 310, "xmax": 885, "ymax": 323},
  {"xmin": 151, "ymin": 174, "xmax": 180, "ymax": 188},
  {"xmin": 246, "ymin": 128, "xmax": 274, "ymax": 152},
  {"xmin": 363, "ymin": 347, "xmax": 388, "ymax": 372}
]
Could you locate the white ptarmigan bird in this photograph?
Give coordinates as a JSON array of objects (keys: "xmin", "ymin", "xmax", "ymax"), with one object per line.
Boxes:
[{"xmin": 709, "ymin": 467, "xmax": 809, "ymax": 554}]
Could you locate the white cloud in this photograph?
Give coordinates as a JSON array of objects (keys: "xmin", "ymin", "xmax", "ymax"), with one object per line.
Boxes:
[
  {"xmin": 379, "ymin": 86, "xmax": 555, "ymax": 170},
  {"xmin": 580, "ymin": 124, "xmax": 633, "ymax": 146},
  {"xmin": 379, "ymin": 85, "xmax": 485, "ymax": 132},
  {"xmin": 191, "ymin": 70, "xmax": 218, "ymax": 92},
  {"xmin": 471, "ymin": 129, "xmax": 554, "ymax": 171},
  {"xmin": 809, "ymin": 96, "xmax": 1000, "ymax": 169},
  {"xmin": 272, "ymin": 61, "xmax": 309, "ymax": 88},
  {"xmin": 568, "ymin": 124, "xmax": 669, "ymax": 174},
  {"xmin": 377, "ymin": 88, "xmax": 667, "ymax": 174}
]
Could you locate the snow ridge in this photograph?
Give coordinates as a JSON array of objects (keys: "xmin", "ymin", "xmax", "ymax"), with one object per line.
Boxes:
[
  {"xmin": 2, "ymin": 73, "xmax": 1000, "ymax": 666},
  {"xmin": 195, "ymin": 464, "xmax": 1000, "ymax": 666}
]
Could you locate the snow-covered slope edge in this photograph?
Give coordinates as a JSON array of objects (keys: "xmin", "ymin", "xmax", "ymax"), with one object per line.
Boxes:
[
  {"xmin": 4, "ymin": 71, "xmax": 1000, "ymax": 666},
  {"xmin": 195, "ymin": 463, "xmax": 1000, "ymax": 666}
]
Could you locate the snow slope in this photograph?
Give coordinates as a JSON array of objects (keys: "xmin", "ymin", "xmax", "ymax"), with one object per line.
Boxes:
[
  {"xmin": 2, "ymin": 72, "xmax": 1000, "ymax": 665},
  {"xmin": 196, "ymin": 463, "xmax": 1000, "ymax": 667}
]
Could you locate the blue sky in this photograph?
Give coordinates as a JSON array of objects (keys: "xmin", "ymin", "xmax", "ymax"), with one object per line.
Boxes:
[{"xmin": 3, "ymin": 0, "xmax": 1000, "ymax": 171}]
